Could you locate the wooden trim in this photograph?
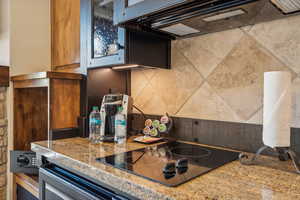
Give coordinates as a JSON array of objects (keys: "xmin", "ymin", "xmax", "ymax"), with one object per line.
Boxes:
[
  {"xmin": 50, "ymin": 0, "xmax": 54, "ymax": 68},
  {"xmin": 14, "ymin": 173, "xmax": 39, "ymax": 199},
  {"xmin": 11, "ymin": 71, "xmax": 83, "ymax": 81},
  {"xmin": 52, "ymin": 63, "xmax": 81, "ymax": 71},
  {"xmin": 0, "ymin": 66, "xmax": 9, "ymax": 87},
  {"xmin": 13, "ymin": 175, "xmax": 16, "ymax": 200},
  {"xmin": 11, "ymin": 72, "xmax": 48, "ymax": 81},
  {"xmin": 13, "ymin": 79, "xmax": 49, "ymax": 89}
]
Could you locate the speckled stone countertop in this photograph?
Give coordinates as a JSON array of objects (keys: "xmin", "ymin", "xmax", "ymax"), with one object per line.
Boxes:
[{"xmin": 31, "ymin": 137, "xmax": 300, "ymax": 200}]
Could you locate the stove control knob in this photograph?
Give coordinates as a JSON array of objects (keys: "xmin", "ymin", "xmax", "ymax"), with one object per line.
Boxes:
[
  {"xmin": 176, "ymin": 158, "xmax": 188, "ymax": 168},
  {"xmin": 177, "ymin": 166, "xmax": 188, "ymax": 174},
  {"xmin": 164, "ymin": 172, "xmax": 176, "ymax": 179},
  {"xmin": 163, "ymin": 162, "xmax": 176, "ymax": 174}
]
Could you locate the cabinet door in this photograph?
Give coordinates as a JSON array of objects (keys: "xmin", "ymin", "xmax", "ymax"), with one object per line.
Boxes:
[
  {"xmin": 81, "ymin": 0, "xmax": 125, "ymax": 69},
  {"xmin": 51, "ymin": 0, "xmax": 81, "ymax": 70}
]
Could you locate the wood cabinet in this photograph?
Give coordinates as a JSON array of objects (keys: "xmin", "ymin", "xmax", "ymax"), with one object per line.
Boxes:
[
  {"xmin": 51, "ymin": 0, "xmax": 81, "ymax": 73},
  {"xmin": 0, "ymin": 66, "xmax": 9, "ymax": 87},
  {"xmin": 11, "ymin": 72, "xmax": 84, "ymax": 151},
  {"xmin": 11, "ymin": 72, "xmax": 85, "ymax": 199}
]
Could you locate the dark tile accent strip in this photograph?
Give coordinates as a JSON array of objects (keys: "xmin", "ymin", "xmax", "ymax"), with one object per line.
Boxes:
[
  {"xmin": 131, "ymin": 114, "xmax": 300, "ymax": 154},
  {"xmin": 50, "ymin": 128, "xmax": 80, "ymax": 140}
]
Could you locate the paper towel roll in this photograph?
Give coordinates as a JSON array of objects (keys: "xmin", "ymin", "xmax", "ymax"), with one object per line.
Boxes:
[{"xmin": 263, "ymin": 71, "xmax": 291, "ymax": 148}]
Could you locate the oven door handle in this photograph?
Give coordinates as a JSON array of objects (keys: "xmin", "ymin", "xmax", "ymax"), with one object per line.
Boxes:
[{"xmin": 39, "ymin": 164, "xmax": 129, "ymax": 200}]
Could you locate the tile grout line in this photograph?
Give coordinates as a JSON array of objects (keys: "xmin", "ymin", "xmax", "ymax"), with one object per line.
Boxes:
[
  {"xmin": 203, "ymin": 30, "xmax": 246, "ymax": 83},
  {"xmin": 198, "ymin": 30, "xmax": 247, "ymax": 122},
  {"xmin": 205, "ymin": 82, "xmax": 245, "ymax": 122},
  {"xmin": 173, "ymin": 46, "xmax": 206, "ymax": 115},
  {"xmin": 243, "ymin": 27, "xmax": 299, "ymax": 77},
  {"xmin": 175, "ymin": 45, "xmax": 206, "ymax": 81},
  {"xmin": 142, "ymin": 69, "xmax": 158, "ymax": 82},
  {"xmin": 132, "ymin": 71, "xmax": 151, "ymax": 100},
  {"xmin": 174, "ymin": 80, "xmax": 206, "ymax": 116},
  {"xmin": 246, "ymin": 105, "xmax": 263, "ymax": 123},
  {"xmin": 174, "ymin": 29, "xmax": 246, "ymax": 121}
]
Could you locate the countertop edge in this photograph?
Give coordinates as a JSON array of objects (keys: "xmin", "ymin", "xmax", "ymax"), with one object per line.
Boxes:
[{"xmin": 31, "ymin": 143, "xmax": 174, "ymax": 200}]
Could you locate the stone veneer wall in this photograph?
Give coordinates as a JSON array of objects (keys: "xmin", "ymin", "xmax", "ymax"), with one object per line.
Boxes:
[
  {"xmin": 132, "ymin": 15, "xmax": 300, "ymax": 128},
  {"xmin": 0, "ymin": 87, "xmax": 7, "ymax": 199}
]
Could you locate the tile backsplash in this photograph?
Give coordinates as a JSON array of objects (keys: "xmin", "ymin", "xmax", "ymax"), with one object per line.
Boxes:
[{"xmin": 132, "ymin": 15, "xmax": 300, "ymax": 128}]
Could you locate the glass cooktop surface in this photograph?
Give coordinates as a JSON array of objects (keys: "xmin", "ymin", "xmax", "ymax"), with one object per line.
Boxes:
[{"xmin": 96, "ymin": 141, "xmax": 239, "ymax": 186}]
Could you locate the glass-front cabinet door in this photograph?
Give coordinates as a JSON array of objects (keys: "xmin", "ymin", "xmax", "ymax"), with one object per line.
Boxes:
[{"xmin": 82, "ymin": 0, "xmax": 125, "ymax": 68}]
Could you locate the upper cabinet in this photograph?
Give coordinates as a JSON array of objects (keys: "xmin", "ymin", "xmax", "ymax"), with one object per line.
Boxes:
[
  {"xmin": 51, "ymin": 0, "xmax": 81, "ymax": 72},
  {"xmin": 80, "ymin": 0, "xmax": 171, "ymax": 70}
]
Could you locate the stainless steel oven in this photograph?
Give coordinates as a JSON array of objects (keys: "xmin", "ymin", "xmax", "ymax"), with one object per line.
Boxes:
[{"xmin": 39, "ymin": 164, "xmax": 132, "ymax": 200}]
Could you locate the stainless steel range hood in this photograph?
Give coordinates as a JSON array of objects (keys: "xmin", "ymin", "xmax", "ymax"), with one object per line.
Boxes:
[{"xmin": 114, "ymin": 0, "xmax": 300, "ymax": 39}]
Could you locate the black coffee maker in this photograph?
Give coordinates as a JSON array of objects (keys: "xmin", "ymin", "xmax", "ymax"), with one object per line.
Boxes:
[{"xmin": 103, "ymin": 104, "xmax": 119, "ymax": 141}]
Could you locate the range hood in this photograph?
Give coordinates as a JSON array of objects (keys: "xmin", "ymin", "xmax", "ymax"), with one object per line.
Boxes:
[{"xmin": 114, "ymin": 0, "xmax": 300, "ymax": 39}]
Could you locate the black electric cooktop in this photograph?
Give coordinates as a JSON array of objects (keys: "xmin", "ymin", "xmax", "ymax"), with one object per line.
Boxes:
[{"xmin": 96, "ymin": 142, "xmax": 239, "ymax": 187}]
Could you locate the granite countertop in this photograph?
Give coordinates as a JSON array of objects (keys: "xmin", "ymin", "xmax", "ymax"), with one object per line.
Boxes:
[{"xmin": 31, "ymin": 137, "xmax": 300, "ymax": 200}]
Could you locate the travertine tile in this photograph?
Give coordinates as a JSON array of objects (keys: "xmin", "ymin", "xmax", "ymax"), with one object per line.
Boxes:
[
  {"xmin": 142, "ymin": 68, "xmax": 158, "ymax": 81},
  {"xmin": 131, "ymin": 16, "xmax": 300, "ymax": 126},
  {"xmin": 149, "ymin": 48, "xmax": 204, "ymax": 115},
  {"xmin": 207, "ymin": 34, "xmax": 295, "ymax": 120},
  {"xmin": 177, "ymin": 83, "xmax": 241, "ymax": 122},
  {"xmin": 175, "ymin": 29, "xmax": 244, "ymax": 77},
  {"xmin": 246, "ymin": 108, "xmax": 263, "ymax": 125},
  {"xmin": 133, "ymin": 82, "xmax": 168, "ymax": 115},
  {"xmin": 241, "ymin": 25, "xmax": 253, "ymax": 32},
  {"xmin": 249, "ymin": 15, "xmax": 300, "ymax": 74},
  {"xmin": 131, "ymin": 69, "xmax": 149, "ymax": 99}
]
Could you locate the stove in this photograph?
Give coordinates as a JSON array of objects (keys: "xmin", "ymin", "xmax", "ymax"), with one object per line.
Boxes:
[{"xmin": 96, "ymin": 142, "xmax": 239, "ymax": 186}]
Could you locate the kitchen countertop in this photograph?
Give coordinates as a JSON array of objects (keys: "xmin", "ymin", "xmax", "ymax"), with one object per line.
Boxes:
[{"xmin": 31, "ymin": 137, "xmax": 300, "ymax": 200}]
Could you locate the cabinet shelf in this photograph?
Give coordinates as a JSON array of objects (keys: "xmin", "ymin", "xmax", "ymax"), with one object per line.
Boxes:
[{"xmin": 12, "ymin": 71, "xmax": 85, "ymax": 151}]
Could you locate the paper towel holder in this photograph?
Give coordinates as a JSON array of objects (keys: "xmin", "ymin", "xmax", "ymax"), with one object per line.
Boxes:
[
  {"xmin": 239, "ymin": 146, "xmax": 300, "ymax": 174},
  {"xmin": 239, "ymin": 71, "xmax": 300, "ymax": 174}
]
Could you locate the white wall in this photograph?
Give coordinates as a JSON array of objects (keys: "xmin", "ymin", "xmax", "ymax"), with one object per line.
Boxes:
[
  {"xmin": 0, "ymin": 0, "xmax": 10, "ymax": 66},
  {"xmin": 8, "ymin": 1, "xmax": 51, "ymax": 199},
  {"xmin": 10, "ymin": 0, "xmax": 51, "ymax": 75}
]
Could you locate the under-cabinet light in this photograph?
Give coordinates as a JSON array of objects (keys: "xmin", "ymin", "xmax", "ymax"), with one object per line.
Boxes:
[
  {"xmin": 160, "ymin": 23, "xmax": 200, "ymax": 36},
  {"xmin": 202, "ymin": 9, "xmax": 246, "ymax": 22},
  {"xmin": 112, "ymin": 65, "xmax": 140, "ymax": 70},
  {"xmin": 112, "ymin": 65, "xmax": 157, "ymax": 70},
  {"xmin": 128, "ymin": 0, "xmax": 145, "ymax": 7}
]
